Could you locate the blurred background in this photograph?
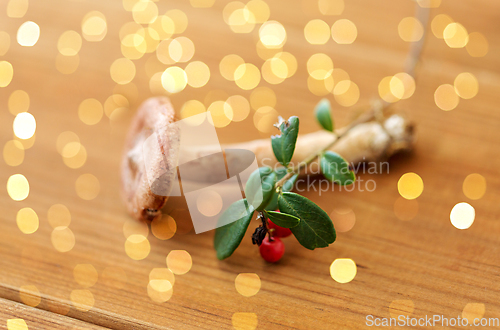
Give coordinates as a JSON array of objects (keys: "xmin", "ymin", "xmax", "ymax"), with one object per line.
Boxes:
[{"xmin": 0, "ymin": 0, "xmax": 498, "ymax": 329}]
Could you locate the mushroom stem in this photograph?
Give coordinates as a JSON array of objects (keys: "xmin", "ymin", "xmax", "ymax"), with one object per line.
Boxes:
[{"xmin": 196, "ymin": 113, "xmax": 415, "ymax": 177}]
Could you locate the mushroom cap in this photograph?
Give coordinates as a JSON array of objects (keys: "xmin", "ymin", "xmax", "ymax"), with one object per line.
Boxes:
[{"xmin": 121, "ymin": 97, "xmax": 179, "ymax": 223}]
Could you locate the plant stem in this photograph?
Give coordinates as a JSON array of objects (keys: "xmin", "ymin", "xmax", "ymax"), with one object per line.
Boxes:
[{"xmin": 275, "ymin": 3, "xmax": 430, "ymax": 189}]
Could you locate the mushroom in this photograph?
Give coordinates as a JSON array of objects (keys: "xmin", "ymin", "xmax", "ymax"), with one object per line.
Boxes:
[{"xmin": 121, "ymin": 97, "xmax": 415, "ymax": 223}]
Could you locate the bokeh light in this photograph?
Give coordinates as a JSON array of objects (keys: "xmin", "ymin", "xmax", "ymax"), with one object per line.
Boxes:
[
  {"xmin": 318, "ymin": 0, "xmax": 344, "ymax": 15},
  {"xmin": 235, "ymin": 273, "xmax": 261, "ymax": 297},
  {"xmin": 148, "ymin": 268, "xmax": 174, "ymax": 303},
  {"xmin": 180, "ymin": 100, "xmax": 206, "ymax": 125},
  {"xmin": 110, "ymin": 58, "xmax": 136, "ymax": 85},
  {"xmin": 78, "ymin": 98, "xmax": 103, "ymax": 125},
  {"xmin": 8, "ymin": 90, "xmax": 30, "ymax": 115},
  {"xmin": 304, "ymin": 19, "xmax": 330, "ymax": 45},
  {"xmin": 261, "ymin": 58, "xmax": 285, "ymax": 84},
  {"xmin": 104, "ymin": 94, "xmax": 129, "ymax": 120},
  {"xmin": 15, "ymin": 134, "xmax": 35, "ymax": 150},
  {"xmin": 70, "ymin": 289, "xmax": 95, "ymax": 311},
  {"xmin": 454, "ymin": 72, "xmax": 478, "ymax": 99},
  {"xmin": 393, "ymin": 72, "xmax": 416, "ymax": 99},
  {"xmin": 234, "ymin": 63, "xmax": 261, "ymax": 90},
  {"xmin": 0, "ymin": 31, "xmax": 10, "ymax": 56},
  {"xmin": 7, "ymin": 0, "xmax": 28, "ymax": 18},
  {"xmin": 123, "ymin": 218, "xmax": 149, "ymax": 239},
  {"xmin": 308, "ymin": 75, "xmax": 333, "ymax": 96},
  {"xmin": 232, "ymin": 313, "xmax": 258, "ymax": 330},
  {"xmin": 161, "ymin": 66, "xmax": 187, "ymax": 93},
  {"xmin": 166, "ymin": 250, "xmax": 193, "ymax": 275},
  {"xmin": 256, "ymin": 40, "xmax": 282, "ymax": 60},
  {"xmin": 7, "ymin": 174, "xmax": 29, "ymax": 201},
  {"xmin": 398, "ymin": 17, "xmax": 424, "ymax": 42},
  {"xmin": 462, "ymin": 173, "xmax": 486, "ymax": 200},
  {"xmin": 13, "ymin": 112, "xmax": 36, "ymax": 139},
  {"xmin": 226, "ymin": 95, "xmax": 250, "ymax": 122},
  {"xmin": 220, "ymin": 54, "xmax": 245, "ymax": 81},
  {"xmin": 3, "ymin": 140, "xmax": 24, "ymax": 166},
  {"xmin": 250, "ymin": 86, "xmax": 276, "ymax": 110},
  {"xmin": 75, "ymin": 173, "xmax": 100, "ymax": 200},
  {"xmin": 165, "ymin": 9, "xmax": 188, "ymax": 34},
  {"xmin": 330, "ymin": 208, "xmax": 355, "ymax": 232},
  {"xmin": 63, "ymin": 144, "xmax": 87, "ymax": 169},
  {"xmin": 7, "ymin": 319, "xmax": 28, "ymax": 330},
  {"xmin": 57, "ymin": 30, "xmax": 82, "ymax": 56},
  {"xmin": 443, "ymin": 23, "xmax": 468, "ymax": 48},
  {"xmin": 0, "ymin": 61, "xmax": 14, "ymax": 87},
  {"xmin": 466, "ymin": 32, "xmax": 488, "ymax": 57},
  {"xmin": 307, "ymin": 53, "xmax": 333, "ymax": 80},
  {"xmin": 56, "ymin": 54, "xmax": 80, "ymax": 74},
  {"xmin": 331, "ymin": 19, "xmax": 357, "ymax": 44},
  {"xmin": 259, "ymin": 21, "xmax": 287, "ymax": 48},
  {"xmin": 19, "ymin": 285, "xmax": 41, "ymax": 307},
  {"xmin": 334, "ymin": 80, "xmax": 359, "ymax": 107},
  {"xmin": 196, "ymin": 190, "xmax": 223, "ymax": 216},
  {"xmin": 431, "ymin": 14, "xmax": 453, "ymax": 39},
  {"xmin": 74, "ymin": 264, "xmax": 99, "ymax": 288},
  {"xmin": 434, "ymin": 84, "xmax": 459, "ymax": 111},
  {"xmin": 82, "ymin": 11, "xmax": 107, "ymax": 42},
  {"xmin": 17, "ymin": 21, "xmax": 40, "ymax": 46},
  {"xmin": 462, "ymin": 303, "xmax": 485, "ymax": 324},
  {"xmin": 169, "ymin": 37, "xmax": 195, "ymax": 63},
  {"xmin": 150, "ymin": 267, "xmax": 175, "ymax": 287},
  {"xmin": 48, "ymin": 204, "xmax": 71, "ymax": 228},
  {"xmin": 57, "ymin": 131, "xmax": 79, "ymax": 154},
  {"xmin": 253, "ymin": 106, "xmax": 278, "ymax": 133},
  {"xmin": 51, "ymin": 226, "xmax": 76, "ymax": 252},
  {"xmin": 245, "ymin": 0, "xmax": 270, "ymax": 23},
  {"xmin": 151, "ymin": 214, "xmax": 177, "ymax": 240},
  {"xmin": 378, "ymin": 76, "xmax": 403, "ymax": 103},
  {"xmin": 227, "ymin": 7, "xmax": 255, "ymax": 34},
  {"xmin": 397, "ymin": 172, "xmax": 423, "ymax": 200},
  {"xmin": 330, "ymin": 258, "xmax": 357, "ymax": 283},
  {"xmin": 125, "ymin": 234, "xmax": 150, "ymax": 260},
  {"xmin": 450, "ymin": 202, "xmax": 475, "ymax": 229},
  {"xmin": 185, "ymin": 61, "xmax": 210, "ymax": 88},
  {"xmin": 132, "ymin": 0, "xmax": 158, "ymax": 24},
  {"xmin": 16, "ymin": 208, "xmax": 39, "ymax": 234}
]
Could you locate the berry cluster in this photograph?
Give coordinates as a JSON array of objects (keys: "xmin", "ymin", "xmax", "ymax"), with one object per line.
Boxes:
[{"xmin": 255, "ymin": 211, "xmax": 291, "ymax": 263}]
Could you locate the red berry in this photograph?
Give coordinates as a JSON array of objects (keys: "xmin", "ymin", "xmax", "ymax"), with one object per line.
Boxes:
[
  {"xmin": 259, "ymin": 236, "xmax": 285, "ymax": 263},
  {"xmin": 268, "ymin": 220, "xmax": 292, "ymax": 238}
]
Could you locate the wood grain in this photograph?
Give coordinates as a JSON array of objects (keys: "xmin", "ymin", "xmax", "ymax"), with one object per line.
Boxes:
[
  {"xmin": 0, "ymin": 298, "xmax": 109, "ymax": 330},
  {"xmin": 0, "ymin": 0, "xmax": 499, "ymax": 329}
]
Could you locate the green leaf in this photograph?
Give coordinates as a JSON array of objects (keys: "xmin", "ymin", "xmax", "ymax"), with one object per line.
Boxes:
[
  {"xmin": 245, "ymin": 167, "xmax": 277, "ymax": 210},
  {"xmin": 263, "ymin": 167, "xmax": 298, "ymax": 211},
  {"xmin": 214, "ymin": 199, "xmax": 254, "ymax": 260},
  {"xmin": 265, "ymin": 210, "xmax": 300, "ymax": 228},
  {"xmin": 278, "ymin": 192, "xmax": 336, "ymax": 250},
  {"xmin": 315, "ymin": 99, "xmax": 334, "ymax": 132},
  {"xmin": 271, "ymin": 116, "xmax": 299, "ymax": 167},
  {"xmin": 320, "ymin": 151, "xmax": 356, "ymax": 185}
]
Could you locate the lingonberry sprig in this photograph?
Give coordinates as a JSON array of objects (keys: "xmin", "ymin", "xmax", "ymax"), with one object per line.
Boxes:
[{"xmin": 214, "ymin": 99, "xmax": 356, "ymax": 262}]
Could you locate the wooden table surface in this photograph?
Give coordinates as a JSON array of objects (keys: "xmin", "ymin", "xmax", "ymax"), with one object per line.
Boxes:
[{"xmin": 0, "ymin": 0, "xmax": 499, "ymax": 329}]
